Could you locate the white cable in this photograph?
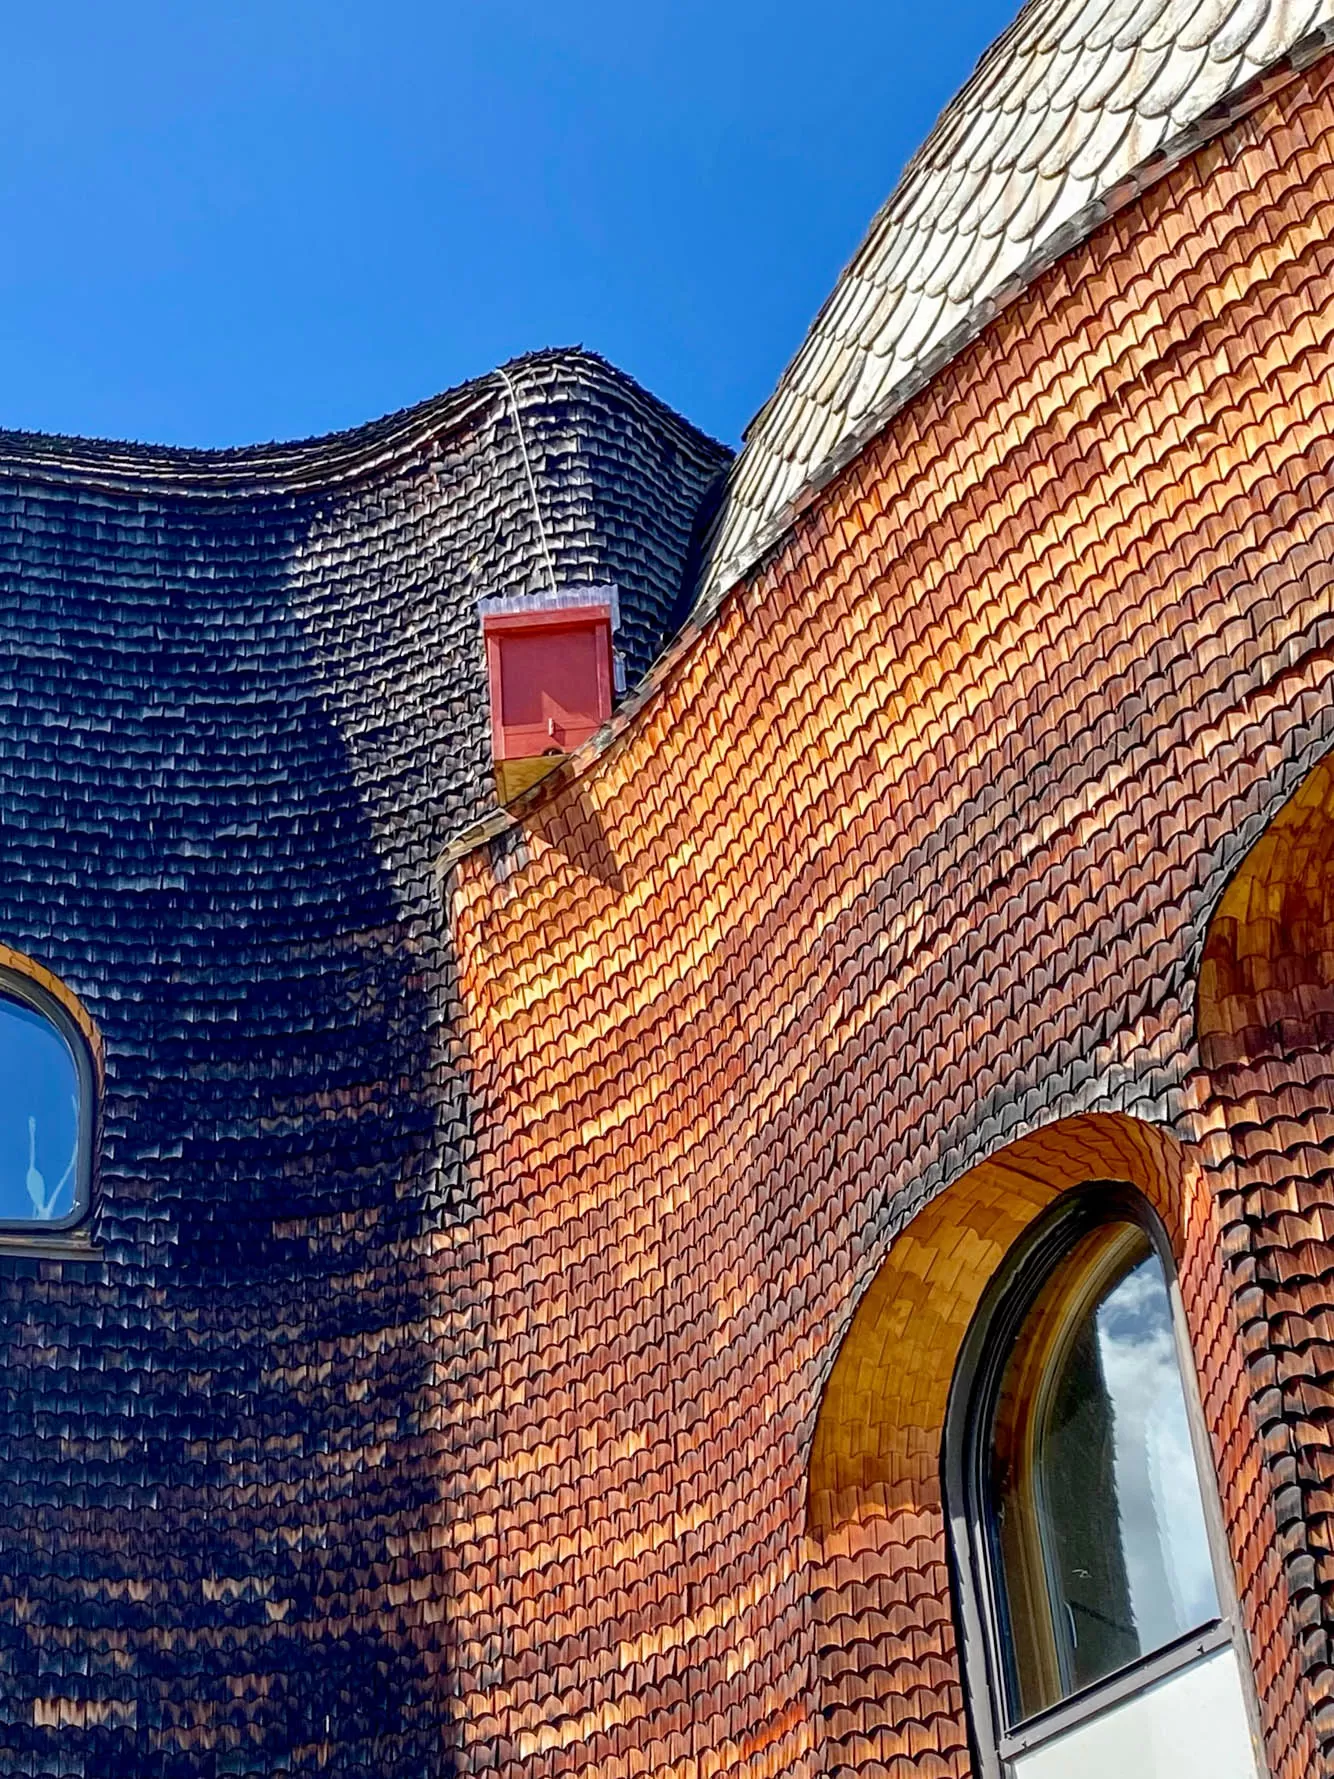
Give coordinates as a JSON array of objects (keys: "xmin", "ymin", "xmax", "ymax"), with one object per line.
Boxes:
[{"xmin": 497, "ymin": 367, "xmax": 558, "ymax": 599}]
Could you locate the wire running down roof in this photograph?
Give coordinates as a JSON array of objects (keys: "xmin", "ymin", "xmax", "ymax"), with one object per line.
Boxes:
[{"xmin": 694, "ymin": 0, "xmax": 1334, "ymax": 616}]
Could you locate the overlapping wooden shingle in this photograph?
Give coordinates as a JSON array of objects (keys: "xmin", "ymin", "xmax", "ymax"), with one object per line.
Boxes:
[
  {"xmin": 0, "ymin": 350, "xmax": 727, "ymax": 1777},
  {"xmin": 450, "ymin": 55, "xmax": 1334, "ymax": 1779}
]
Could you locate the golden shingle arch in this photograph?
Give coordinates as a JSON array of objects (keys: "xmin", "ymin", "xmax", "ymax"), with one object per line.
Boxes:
[
  {"xmin": 1198, "ymin": 747, "xmax": 1334, "ymax": 1067},
  {"xmin": 805, "ymin": 1113, "xmax": 1313, "ymax": 1779}
]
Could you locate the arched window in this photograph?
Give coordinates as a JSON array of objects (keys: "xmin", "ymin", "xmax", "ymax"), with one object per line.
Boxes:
[
  {"xmin": 0, "ymin": 969, "xmax": 93, "ymax": 1231},
  {"xmin": 946, "ymin": 1186, "xmax": 1263, "ymax": 1779}
]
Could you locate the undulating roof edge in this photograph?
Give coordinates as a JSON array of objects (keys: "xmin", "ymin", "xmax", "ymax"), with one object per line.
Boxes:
[
  {"xmin": 0, "ymin": 346, "xmax": 725, "ymax": 497},
  {"xmin": 441, "ymin": 15, "xmax": 1334, "ymax": 869}
]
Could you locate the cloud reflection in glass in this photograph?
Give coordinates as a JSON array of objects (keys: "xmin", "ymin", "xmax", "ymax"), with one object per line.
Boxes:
[{"xmin": 0, "ymin": 995, "xmax": 83, "ymax": 1225}]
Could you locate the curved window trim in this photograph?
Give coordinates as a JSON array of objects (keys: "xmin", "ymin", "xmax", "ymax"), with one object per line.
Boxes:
[
  {"xmin": 0, "ymin": 963, "xmax": 97, "ymax": 1239},
  {"xmin": 943, "ymin": 1181, "xmax": 1267, "ymax": 1779}
]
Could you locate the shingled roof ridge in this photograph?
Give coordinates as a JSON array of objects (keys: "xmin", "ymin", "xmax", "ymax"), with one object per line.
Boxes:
[
  {"xmin": 694, "ymin": 0, "xmax": 1334, "ymax": 617},
  {"xmin": 0, "ymin": 344, "xmax": 724, "ymax": 499}
]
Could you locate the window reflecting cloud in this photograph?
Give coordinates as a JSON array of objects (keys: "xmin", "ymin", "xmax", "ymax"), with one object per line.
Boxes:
[
  {"xmin": 1095, "ymin": 1257, "xmax": 1218, "ymax": 1640},
  {"xmin": 0, "ymin": 995, "xmax": 81, "ymax": 1224},
  {"xmin": 990, "ymin": 1222, "xmax": 1220, "ymax": 1717}
]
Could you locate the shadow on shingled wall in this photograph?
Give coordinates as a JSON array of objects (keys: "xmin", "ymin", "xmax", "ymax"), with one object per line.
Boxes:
[
  {"xmin": 0, "ymin": 348, "xmax": 731, "ymax": 1778},
  {"xmin": 0, "ymin": 475, "xmax": 478, "ymax": 1777},
  {"xmin": 523, "ymin": 780, "xmax": 626, "ymax": 892}
]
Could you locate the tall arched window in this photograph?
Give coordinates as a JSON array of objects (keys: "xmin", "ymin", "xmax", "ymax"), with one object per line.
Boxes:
[
  {"xmin": 946, "ymin": 1185, "xmax": 1263, "ymax": 1778},
  {"xmin": 0, "ymin": 968, "xmax": 93, "ymax": 1231}
]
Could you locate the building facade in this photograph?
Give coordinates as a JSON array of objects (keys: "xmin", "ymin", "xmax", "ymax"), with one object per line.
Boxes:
[
  {"xmin": 8, "ymin": 0, "xmax": 1334, "ymax": 1775},
  {"xmin": 0, "ymin": 356, "xmax": 727, "ymax": 1774}
]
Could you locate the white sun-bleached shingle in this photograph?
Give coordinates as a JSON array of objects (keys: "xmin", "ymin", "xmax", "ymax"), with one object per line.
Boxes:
[{"xmin": 694, "ymin": 0, "xmax": 1334, "ymax": 615}]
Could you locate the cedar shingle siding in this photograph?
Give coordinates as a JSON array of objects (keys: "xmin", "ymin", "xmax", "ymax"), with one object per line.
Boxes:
[
  {"xmin": 0, "ymin": 350, "xmax": 726, "ymax": 1775},
  {"xmin": 448, "ymin": 53, "xmax": 1334, "ymax": 1779},
  {"xmin": 11, "ymin": 6, "xmax": 1334, "ymax": 1777}
]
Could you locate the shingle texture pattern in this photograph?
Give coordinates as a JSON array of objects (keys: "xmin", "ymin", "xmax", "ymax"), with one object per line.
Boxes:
[
  {"xmin": 0, "ymin": 348, "xmax": 727, "ymax": 1777},
  {"xmin": 449, "ymin": 55, "xmax": 1334, "ymax": 1779},
  {"xmin": 696, "ymin": 0, "xmax": 1334, "ymax": 611}
]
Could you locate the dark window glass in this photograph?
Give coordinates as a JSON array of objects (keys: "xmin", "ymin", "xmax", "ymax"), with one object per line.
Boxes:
[
  {"xmin": 987, "ymin": 1222, "xmax": 1218, "ymax": 1721},
  {"xmin": 0, "ymin": 991, "xmax": 84, "ymax": 1226}
]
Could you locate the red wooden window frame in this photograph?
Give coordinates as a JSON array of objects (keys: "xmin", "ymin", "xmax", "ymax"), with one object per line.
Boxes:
[{"xmin": 483, "ymin": 604, "xmax": 614, "ymax": 762}]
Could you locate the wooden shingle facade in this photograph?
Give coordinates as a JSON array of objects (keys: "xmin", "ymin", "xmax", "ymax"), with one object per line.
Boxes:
[
  {"xmin": 11, "ymin": 1, "xmax": 1334, "ymax": 1775},
  {"xmin": 447, "ymin": 37, "xmax": 1334, "ymax": 1779},
  {"xmin": 0, "ymin": 353, "xmax": 727, "ymax": 1775}
]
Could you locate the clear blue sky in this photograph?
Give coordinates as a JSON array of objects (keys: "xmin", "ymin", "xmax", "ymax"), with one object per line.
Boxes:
[{"xmin": 1, "ymin": 1, "xmax": 1016, "ymax": 451}]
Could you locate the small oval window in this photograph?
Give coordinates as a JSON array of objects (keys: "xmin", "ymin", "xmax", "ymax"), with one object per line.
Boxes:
[{"xmin": 0, "ymin": 979, "xmax": 91, "ymax": 1229}]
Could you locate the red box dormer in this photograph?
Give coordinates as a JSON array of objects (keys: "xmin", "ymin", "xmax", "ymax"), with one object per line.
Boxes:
[{"xmin": 481, "ymin": 593, "xmax": 616, "ymax": 804}]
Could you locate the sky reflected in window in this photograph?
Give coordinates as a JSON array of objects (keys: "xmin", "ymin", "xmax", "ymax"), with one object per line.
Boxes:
[
  {"xmin": 0, "ymin": 995, "xmax": 82, "ymax": 1224},
  {"xmin": 990, "ymin": 1223, "xmax": 1220, "ymax": 1718},
  {"xmin": 1095, "ymin": 1254, "xmax": 1218, "ymax": 1642}
]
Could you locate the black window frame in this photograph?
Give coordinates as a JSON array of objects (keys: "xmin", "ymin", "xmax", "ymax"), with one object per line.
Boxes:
[
  {"xmin": 0, "ymin": 964, "xmax": 96, "ymax": 1235},
  {"xmin": 942, "ymin": 1180, "xmax": 1266, "ymax": 1777}
]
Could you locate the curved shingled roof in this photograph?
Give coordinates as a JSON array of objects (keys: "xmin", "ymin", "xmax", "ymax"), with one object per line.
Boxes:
[
  {"xmin": 695, "ymin": 0, "xmax": 1334, "ymax": 613},
  {"xmin": 1, "ymin": 347, "xmax": 729, "ymax": 693}
]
